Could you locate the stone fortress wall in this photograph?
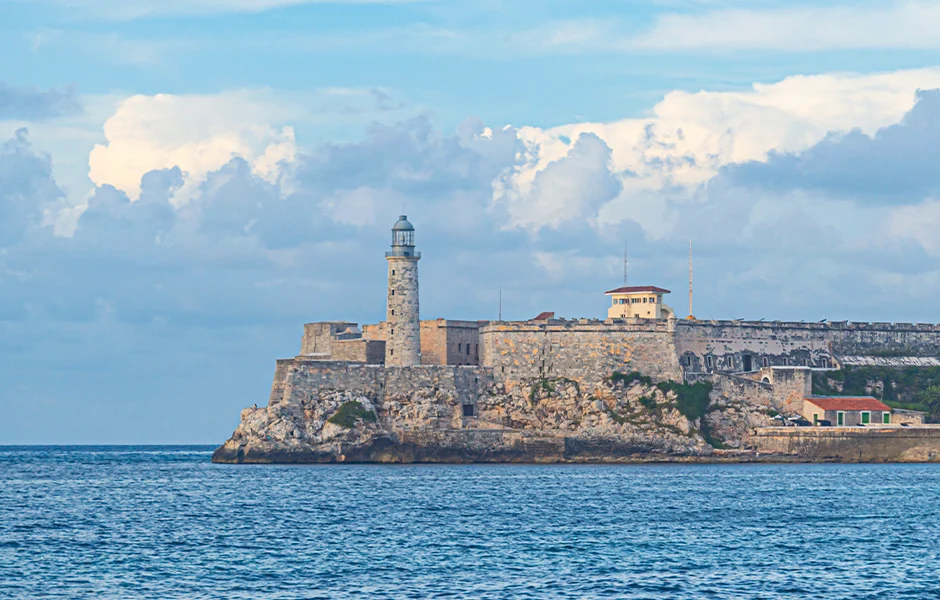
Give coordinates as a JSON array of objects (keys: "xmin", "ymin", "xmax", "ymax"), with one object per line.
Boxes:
[
  {"xmin": 301, "ymin": 316, "xmax": 940, "ymax": 392},
  {"xmin": 479, "ymin": 319, "xmax": 683, "ymax": 389},
  {"xmin": 268, "ymin": 358, "xmax": 491, "ymax": 413}
]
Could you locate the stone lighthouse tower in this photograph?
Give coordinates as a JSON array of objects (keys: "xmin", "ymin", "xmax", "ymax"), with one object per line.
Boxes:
[{"xmin": 385, "ymin": 215, "xmax": 421, "ymax": 366}]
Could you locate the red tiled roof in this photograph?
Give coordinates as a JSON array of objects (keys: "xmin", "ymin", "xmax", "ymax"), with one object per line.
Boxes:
[
  {"xmin": 532, "ymin": 311, "xmax": 555, "ymax": 321},
  {"xmin": 804, "ymin": 396, "xmax": 891, "ymax": 411},
  {"xmin": 605, "ymin": 286, "xmax": 671, "ymax": 295}
]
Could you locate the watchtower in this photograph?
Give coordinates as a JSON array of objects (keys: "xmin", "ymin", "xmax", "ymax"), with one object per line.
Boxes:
[{"xmin": 385, "ymin": 215, "xmax": 421, "ymax": 366}]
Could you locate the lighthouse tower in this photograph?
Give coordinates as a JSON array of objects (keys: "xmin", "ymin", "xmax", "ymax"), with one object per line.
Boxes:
[{"xmin": 385, "ymin": 215, "xmax": 421, "ymax": 366}]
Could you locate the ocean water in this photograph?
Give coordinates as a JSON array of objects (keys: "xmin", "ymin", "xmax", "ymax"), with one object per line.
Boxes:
[{"xmin": 1, "ymin": 447, "xmax": 939, "ymax": 599}]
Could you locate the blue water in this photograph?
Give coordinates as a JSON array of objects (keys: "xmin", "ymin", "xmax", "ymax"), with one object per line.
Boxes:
[{"xmin": 1, "ymin": 447, "xmax": 939, "ymax": 599}]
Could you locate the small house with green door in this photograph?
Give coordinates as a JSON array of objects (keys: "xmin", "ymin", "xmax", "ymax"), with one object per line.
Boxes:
[{"xmin": 802, "ymin": 396, "xmax": 892, "ymax": 426}]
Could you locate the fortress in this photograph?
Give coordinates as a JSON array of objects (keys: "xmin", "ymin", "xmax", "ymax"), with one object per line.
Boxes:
[
  {"xmin": 297, "ymin": 216, "xmax": 940, "ymax": 403},
  {"xmin": 214, "ymin": 216, "xmax": 940, "ymax": 463}
]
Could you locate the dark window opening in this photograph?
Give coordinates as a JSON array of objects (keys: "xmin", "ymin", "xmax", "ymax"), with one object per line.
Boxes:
[
  {"xmin": 391, "ymin": 290, "xmax": 395, "ymax": 296},
  {"xmin": 391, "ymin": 310, "xmax": 395, "ymax": 316},
  {"xmin": 462, "ymin": 404, "xmax": 475, "ymax": 417},
  {"xmin": 743, "ymin": 355, "xmax": 753, "ymax": 372},
  {"xmin": 762, "ymin": 357, "xmax": 769, "ymax": 368},
  {"xmin": 391, "ymin": 269, "xmax": 395, "ymax": 275},
  {"xmin": 705, "ymin": 356, "xmax": 714, "ymax": 369},
  {"xmin": 466, "ymin": 344, "xmax": 470, "ymax": 356},
  {"xmin": 475, "ymin": 344, "xmax": 479, "ymax": 355}
]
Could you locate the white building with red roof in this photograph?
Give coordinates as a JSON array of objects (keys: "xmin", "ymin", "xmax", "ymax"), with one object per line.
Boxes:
[{"xmin": 802, "ymin": 396, "xmax": 893, "ymax": 427}]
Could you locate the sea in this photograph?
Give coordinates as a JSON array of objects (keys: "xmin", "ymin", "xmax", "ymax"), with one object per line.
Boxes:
[{"xmin": 1, "ymin": 446, "xmax": 938, "ymax": 599}]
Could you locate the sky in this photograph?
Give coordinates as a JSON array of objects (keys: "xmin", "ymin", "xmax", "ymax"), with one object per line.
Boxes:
[{"xmin": 3, "ymin": 0, "xmax": 940, "ymax": 443}]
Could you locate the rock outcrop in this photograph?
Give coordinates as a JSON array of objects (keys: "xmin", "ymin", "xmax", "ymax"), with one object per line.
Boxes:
[{"xmin": 211, "ymin": 361, "xmax": 763, "ymax": 463}]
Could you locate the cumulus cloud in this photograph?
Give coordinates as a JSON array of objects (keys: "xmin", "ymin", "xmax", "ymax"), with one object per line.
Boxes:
[
  {"xmin": 496, "ymin": 133, "xmax": 621, "ymax": 231},
  {"xmin": 724, "ymin": 89, "xmax": 940, "ymax": 203},
  {"xmin": 88, "ymin": 91, "xmax": 297, "ymax": 204},
  {"xmin": 0, "ymin": 84, "xmax": 82, "ymax": 121},
  {"xmin": 0, "ymin": 130, "xmax": 64, "ymax": 246},
  {"xmin": 502, "ymin": 67, "xmax": 940, "ymax": 233}
]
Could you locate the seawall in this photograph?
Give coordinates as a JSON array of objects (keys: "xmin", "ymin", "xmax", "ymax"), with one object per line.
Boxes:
[{"xmin": 750, "ymin": 427, "xmax": 940, "ymax": 462}]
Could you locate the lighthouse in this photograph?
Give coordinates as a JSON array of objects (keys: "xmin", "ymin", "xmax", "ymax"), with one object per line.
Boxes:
[{"xmin": 385, "ymin": 215, "xmax": 421, "ymax": 366}]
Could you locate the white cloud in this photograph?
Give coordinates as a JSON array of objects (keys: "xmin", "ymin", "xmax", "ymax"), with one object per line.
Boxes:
[
  {"xmin": 628, "ymin": 1, "xmax": 940, "ymax": 52},
  {"xmin": 498, "ymin": 67, "xmax": 940, "ymax": 233},
  {"xmin": 87, "ymin": 91, "xmax": 299, "ymax": 205}
]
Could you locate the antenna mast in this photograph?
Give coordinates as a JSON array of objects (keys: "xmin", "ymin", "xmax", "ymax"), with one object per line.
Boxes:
[
  {"xmin": 688, "ymin": 240, "xmax": 694, "ymax": 319},
  {"xmin": 498, "ymin": 288, "xmax": 502, "ymax": 322},
  {"xmin": 623, "ymin": 243, "xmax": 628, "ymax": 287}
]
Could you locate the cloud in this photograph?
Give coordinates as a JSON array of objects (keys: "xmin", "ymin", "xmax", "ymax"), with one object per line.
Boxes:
[
  {"xmin": 628, "ymin": 2, "xmax": 940, "ymax": 52},
  {"xmin": 724, "ymin": 89, "xmax": 940, "ymax": 203},
  {"xmin": 498, "ymin": 67, "xmax": 940, "ymax": 233},
  {"xmin": 496, "ymin": 133, "xmax": 621, "ymax": 231},
  {"xmin": 87, "ymin": 91, "xmax": 299, "ymax": 203},
  {"xmin": 0, "ymin": 84, "xmax": 82, "ymax": 121},
  {"xmin": 0, "ymin": 129, "xmax": 64, "ymax": 246}
]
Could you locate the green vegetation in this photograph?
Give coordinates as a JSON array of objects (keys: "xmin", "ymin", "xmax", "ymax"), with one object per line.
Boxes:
[
  {"xmin": 529, "ymin": 377, "xmax": 580, "ymax": 401},
  {"xmin": 656, "ymin": 380, "xmax": 714, "ymax": 422},
  {"xmin": 813, "ymin": 366, "xmax": 940, "ymax": 421},
  {"xmin": 607, "ymin": 409, "xmax": 629, "ymax": 425},
  {"xmin": 638, "ymin": 395, "xmax": 657, "ymax": 411},
  {"xmin": 326, "ymin": 401, "xmax": 377, "ymax": 429},
  {"xmin": 609, "ymin": 371, "xmax": 653, "ymax": 387},
  {"xmin": 529, "ymin": 378, "xmax": 556, "ymax": 401}
]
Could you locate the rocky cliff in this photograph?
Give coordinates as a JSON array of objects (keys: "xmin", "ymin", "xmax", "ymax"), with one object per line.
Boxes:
[{"xmin": 212, "ymin": 362, "xmax": 776, "ymax": 464}]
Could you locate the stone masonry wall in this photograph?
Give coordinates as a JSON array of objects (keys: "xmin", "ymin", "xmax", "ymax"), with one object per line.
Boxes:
[
  {"xmin": 480, "ymin": 320, "xmax": 682, "ymax": 391},
  {"xmin": 751, "ymin": 427, "xmax": 940, "ymax": 462},
  {"xmin": 331, "ymin": 339, "xmax": 386, "ymax": 364},
  {"xmin": 386, "ymin": 258, "xmax": 420, "ymax": 366},
  {"xmin": 269, "ymin": 359, "xmax": 490, "ymax": 410},
  {"xmin": 421, "ymin": 320, "xmax": 481, "ymax": 366},
  {"xmin": 675, "ymin": 320, "xmax": 940, "ymax": 375}
]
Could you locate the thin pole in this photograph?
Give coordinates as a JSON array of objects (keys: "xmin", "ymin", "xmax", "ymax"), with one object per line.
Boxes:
[
  {"xmin": 498, "ymin": 288, "xmax": 502, "ymax": 322},
  {"xmin": 623, "ymin": 243, "xmax": 628, "ymax": 287},
  {"xmin": 689, "ymin": 240, "xmax": 693, "ymax": 319}
]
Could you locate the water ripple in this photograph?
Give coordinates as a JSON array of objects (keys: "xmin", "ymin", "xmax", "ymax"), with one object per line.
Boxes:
[{"xmin": 1, "ymin": 447, "xmax": 939, "ymax": 598}]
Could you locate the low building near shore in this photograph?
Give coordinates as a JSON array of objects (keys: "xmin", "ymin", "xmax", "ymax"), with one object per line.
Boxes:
[{"xmin": 803, "ymin": 396, "xmax": 892, "ymax": 426}]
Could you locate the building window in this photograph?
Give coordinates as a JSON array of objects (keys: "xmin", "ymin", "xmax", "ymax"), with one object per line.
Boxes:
[
  {"xmin": 390, "ymin": 349, "xmax": 394, "ymax": 355},
  {"xmin": 391, "ymin": 270, "xmax": 395, "ymax": 276},
  {"xmin": 705, "ymin": 356, "xmax": 714, "ymax": 369},
  {"xmin": 475, "ymin": 344, "xmax": 479, "ymax": 355},
  {"xmin": 837, "ymin": 411, "xmax": 844, "ymax": 426},
  {"xmin": 391, "ymin": 310, "xmax": 395, "ymax": 316},
  {"xmin": 762, "ymin": 357, "xmax": 769, "ymax": 368},
  {"xmin": 813, "ymin": 413, "xmax": 819, "ymax": 425},
  {"xmin": 883, "ymin": 413, "xmax": 890, "ymax": 424},
  {"xmin": 466, "ymin": 344, "xmax": 470, "ymax": 356},
  {"xmin": 391, "ymin": 290, "xmax": 395, "ymax": 296},
  {"xmin": 643, "ymin": 298, "xmax": 647, "ymax": 303},
  {"xmin": 458, "ymin": 343, "xmax": 462, "ymax": 352},
  {"xmin": 861, "ymin": 412, "xmax": 871, "ymax": 424}
]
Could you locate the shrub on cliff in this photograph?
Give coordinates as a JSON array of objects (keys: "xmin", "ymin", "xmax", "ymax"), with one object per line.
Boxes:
[
  {"xmin": 609, "ymin": 371, "xmax": 653, "ymax": 387},
  {"xmin": 657, "ymin": 381, "xmax": 713, "ymax": 422},
  {"xmin": 327, "ymin": 401, "xmax": 377, "ymax": 429}
]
